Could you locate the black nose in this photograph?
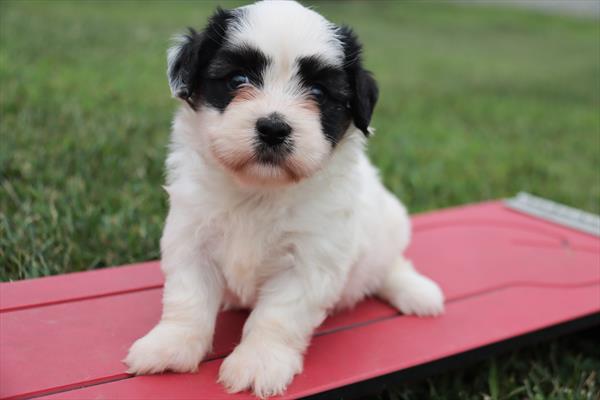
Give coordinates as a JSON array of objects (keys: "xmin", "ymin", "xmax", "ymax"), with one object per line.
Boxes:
[{"xmin": 255, "ymin": 113, "xmax": 292, "ymax": 146}]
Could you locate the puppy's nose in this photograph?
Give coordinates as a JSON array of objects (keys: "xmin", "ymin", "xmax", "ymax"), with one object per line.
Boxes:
[{"xmin": 255, "ymin": 113, "xmax": 291, "ymax": 146}]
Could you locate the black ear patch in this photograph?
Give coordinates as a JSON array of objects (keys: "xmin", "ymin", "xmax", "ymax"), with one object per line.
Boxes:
[
  {"xmin": 167, "ymin": 7, "xmax": 236, "ymax": 109},
  {"xmin": 338, "ymin": 26, "xmax": 379, "ymax": 136}
]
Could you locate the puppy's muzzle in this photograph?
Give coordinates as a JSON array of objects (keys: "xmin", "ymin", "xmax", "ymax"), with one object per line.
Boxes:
[
  {"xmin": 254, "ymin": 113, "xmax": 293, "ymax": 165},
  {"xmin": 255, "ymin": 113, "xmax": 291, "ymax": 147}
]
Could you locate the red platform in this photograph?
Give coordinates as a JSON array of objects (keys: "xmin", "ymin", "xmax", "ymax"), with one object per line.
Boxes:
[{"xmin": 1, "ymin": 201, "xmax": 599, "ymax": 399}]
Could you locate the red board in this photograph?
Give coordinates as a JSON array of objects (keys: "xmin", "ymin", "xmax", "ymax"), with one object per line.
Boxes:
[{"xmin": 1, "ymin": 201, "xmax": 599, "ymax": 400}]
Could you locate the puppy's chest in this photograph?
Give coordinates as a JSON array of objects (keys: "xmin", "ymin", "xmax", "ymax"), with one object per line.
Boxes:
[{"xmin": 214, "ymin": 205, "xmax": 292, "ymax": 307}]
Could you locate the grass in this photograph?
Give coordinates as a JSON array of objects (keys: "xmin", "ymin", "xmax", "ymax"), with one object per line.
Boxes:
[
  {"xmin": 385, "ymin": 329, "xmax": 599, "ymax": 400},
  {"xmin": 1, "ymin": 0, "xmax": 599, "ymax": 398}
]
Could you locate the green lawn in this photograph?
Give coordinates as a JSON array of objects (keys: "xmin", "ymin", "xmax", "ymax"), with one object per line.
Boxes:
[{"xmin": 1, "ymin": 0, "xmax": 599, "ymax": 398}]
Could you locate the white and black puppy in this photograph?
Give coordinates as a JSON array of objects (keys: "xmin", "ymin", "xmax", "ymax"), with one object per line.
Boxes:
[{"xmin": 125, "ymin": 1, "xmax": 444, "ymax": 397}]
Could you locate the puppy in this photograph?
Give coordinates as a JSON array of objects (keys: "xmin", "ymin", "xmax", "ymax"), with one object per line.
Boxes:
[{"xmin": 125, "ymin": 1, "xmax": 444, "ymax": 397}]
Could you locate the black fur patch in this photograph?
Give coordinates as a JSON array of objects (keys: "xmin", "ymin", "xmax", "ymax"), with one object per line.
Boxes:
[
  {"xmin": 203, "ymin": 46, "xmax": 270, "ymax": 111},
  {"xmin": 167, "ymin": 7, "xmax": 237, "ymax": 109},
  {"xmin": 168, "ymin": 8, "xmax": 378, "ymax": 139},
  {"xmin": 297, "ymin": 56, "xmax": 352, "ymax": 145},
  {"xmin": 337, "ymin": 26, "xmax": 379, "ymax": 136}
]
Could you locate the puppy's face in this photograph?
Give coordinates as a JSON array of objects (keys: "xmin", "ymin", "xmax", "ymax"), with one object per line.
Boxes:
[{"xmin": 168, "ymin": 1, "xmax": 378, "ymax": 186}]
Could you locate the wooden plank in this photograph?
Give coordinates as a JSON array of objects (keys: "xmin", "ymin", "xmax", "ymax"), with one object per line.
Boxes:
[
  {"xmin": 1, "ymin": 201, "xmax": 599, "ymax": 399},
  {"xmin": 0, "ymin": 291, "xmax": 397, "ymax": 400},
  {"xmin": 38, "ymin": 284, "xmax": 600, "ymax": 400},
  {"xmin": 0, "ymin": 262, "xmax": 163, "ymax": 312}
]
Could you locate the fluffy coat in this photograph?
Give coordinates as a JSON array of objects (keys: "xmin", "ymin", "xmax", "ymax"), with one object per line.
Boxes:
[{"xmin": 125, "ymin": 2, "xmax": 444, "ymax": 397}]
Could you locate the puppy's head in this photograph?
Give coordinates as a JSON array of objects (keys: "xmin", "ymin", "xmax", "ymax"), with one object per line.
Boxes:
[{"xmin": 168, "ymin": 1, "xmax": 378, "ymax": 186}]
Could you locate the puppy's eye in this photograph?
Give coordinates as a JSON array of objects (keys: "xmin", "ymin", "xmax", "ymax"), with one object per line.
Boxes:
[
  {"xmin": 309, "ymin": 84, "xmax": 325, "ymax": 101},
  {"xmin": 227, "ymin": 74, "xmax": 250, "ymax": 90}
]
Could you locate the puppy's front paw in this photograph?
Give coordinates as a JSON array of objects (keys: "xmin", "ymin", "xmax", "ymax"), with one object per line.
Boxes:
[
  {"xmin": 218, "ymin": 339, "xmax": 302, "ymax": 398},
  {"xmin": 394, "ymin": 274, "xmax": 445, "ymax": 317},
  {"xmin": 124, "ymin": 323, "xmax": 208, "ymax": 375}
]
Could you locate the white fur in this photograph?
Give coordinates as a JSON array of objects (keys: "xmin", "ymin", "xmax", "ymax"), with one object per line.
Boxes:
[
  {"xmin": 229, "ymin": 1, "xmax": 344, "ymax": 66},
  {"xmin": 125, "ymin": 1, "xmax": 444, "ymax": 398}
]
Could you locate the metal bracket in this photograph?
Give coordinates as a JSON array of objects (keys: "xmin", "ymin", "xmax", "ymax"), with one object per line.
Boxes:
[{"xmin": 504, "ymin": 192, "xmax": 600, "ymax": 237}]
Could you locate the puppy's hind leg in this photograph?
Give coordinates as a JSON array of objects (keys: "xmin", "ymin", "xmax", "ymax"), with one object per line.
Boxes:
[{"xmin": 377, "ymin": 256, "xmax": 444, "ymax": 317}]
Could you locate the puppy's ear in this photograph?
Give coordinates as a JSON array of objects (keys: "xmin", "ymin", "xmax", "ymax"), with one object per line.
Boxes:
[
  {"xmin": 338, "ymin": 26, "xmax": 379, "ymax": 136},
  {"xmin": 167, "ymin": 7, "xmax": 235, "ymax": 109}
]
